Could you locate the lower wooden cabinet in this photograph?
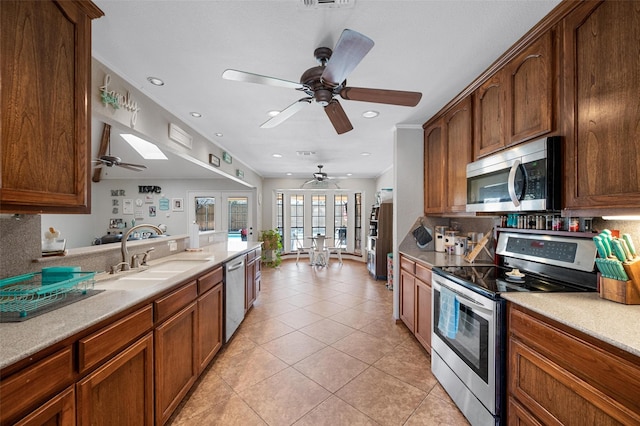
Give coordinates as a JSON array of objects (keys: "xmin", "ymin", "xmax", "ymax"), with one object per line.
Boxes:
[
  {"xmin": 76, "ymin": 333, "xmax": 154, "ymax": 426},
  {"xmin": 399, "ymin": 255, "xmax": 432, "ymax": 353},
  {"xmin": 508, "ymin": 303, "xmax": 640, "ymax": 425},
  {"xmin": 197, "ymin": 283, "xmax": 223, "ymax": 373},
  {"xmin": 155, "ymin": 302, "xmax": 198, "ymax": 426},
  {"xmin": 245, "ymin": 249, "xmax": 261, "ymax": 312},
  {"xmin": 14, "ymin": 386, "xmax": 76, "ymax": 426}
]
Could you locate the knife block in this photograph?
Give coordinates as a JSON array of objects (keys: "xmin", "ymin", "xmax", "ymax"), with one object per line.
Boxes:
[{"xmin": 599, "ymin": 258, "xmax": 640, "ymax": 304}]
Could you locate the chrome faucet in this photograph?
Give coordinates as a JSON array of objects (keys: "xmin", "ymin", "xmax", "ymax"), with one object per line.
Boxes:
[{"xmin": 121, "ymin": 224, "xmax": 163, "ymax": 269}]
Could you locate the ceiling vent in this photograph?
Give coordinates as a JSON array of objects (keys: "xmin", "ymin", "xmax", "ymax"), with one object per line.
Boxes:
[
  {"xmin": 296, "ymin": 151, "xmax": 316, "ymax": 157},
  {"xmin": 299, "ymin": 0, "xmax": 354, "ymax": 9}
]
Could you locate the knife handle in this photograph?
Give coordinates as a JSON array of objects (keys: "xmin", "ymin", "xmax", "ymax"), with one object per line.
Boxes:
[
  {"xmin": 623, "ymin": 234, "xmax": 636, "ymax": 257},
  {"xmin": 593, "ymin": 236, "xmax": 607, "ymax": 258},
  {"xmin": 613, "ymin": 261, "xmax": 629, "ymax": 281},
  {"xmin": 618, "ymin": 238, "xmax": 634, "ymax": 261},
  {"xmin": 600, "ymin": 234, "xmax": 613, "ymax": 257},
  {"xmin": 610, "ymin": 240, "xmax": 627, "ymax": 262}
]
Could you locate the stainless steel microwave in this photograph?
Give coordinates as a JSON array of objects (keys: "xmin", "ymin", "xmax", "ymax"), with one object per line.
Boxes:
[{"xmin": 466, "ymin": 136, "xmax": 561, "ymax": 213}]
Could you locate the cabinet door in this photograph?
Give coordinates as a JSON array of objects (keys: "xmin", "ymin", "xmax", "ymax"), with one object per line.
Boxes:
[
  {"xmin": 399, "ymin": 270, "xmax": 415, "ymax": 332},
  {"xmin": 245, "ymin": 259, "xmax": 256, "ymax": 311},
  {"xmin": 414, "ymin": 279, "xmax": 432, "ymax": 354},
  {"xmin": 0, "ymin": 0, "xmax": 102, "ymax": 213},
  {"xmin": 14, "ymin": 386, "xmax": 75, "ymax": 426},
  {"xmin": 197, "ymin": 284, "xmax": 223, "ymax": 373},
  {"xmin": 155, "ymin": 302, "xmax": 198, "ymax": 426},
  {"xmin": 507, "ymin": 30, "xmax": 554, "ymax": 145},
  {"xmin": 77, "ymin": 333, "xmax": 154, "ymax": 426},
  {"xmin": 474, "ymin": 70, "xmax": 507, "ymax": 158},
  {"xmin": 562, "ymin": 0, "xmax": 640, "ymax": 211},
  {"xmin": 424, "ymin": 121, "xmax": 446, "ymax": 214},
  {"xmin": 444, "ymin": 97, "xmax": 473, "ymax": 212}
]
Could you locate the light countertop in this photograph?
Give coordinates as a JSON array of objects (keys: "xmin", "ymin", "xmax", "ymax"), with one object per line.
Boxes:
[{"xmin": 0, "ymin": 241, "xmax": 261, "ymax": 370}]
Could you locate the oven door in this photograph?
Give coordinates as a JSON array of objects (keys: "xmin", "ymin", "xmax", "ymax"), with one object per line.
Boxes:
[{"xmin": 431, "ymin": 273, "xmax": 500, "ymax": 415}]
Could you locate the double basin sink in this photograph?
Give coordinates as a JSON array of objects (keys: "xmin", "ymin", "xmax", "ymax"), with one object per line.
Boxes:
[{"xmin": 96, "ymin": 259, "xmax": 212, "ymax": 291}]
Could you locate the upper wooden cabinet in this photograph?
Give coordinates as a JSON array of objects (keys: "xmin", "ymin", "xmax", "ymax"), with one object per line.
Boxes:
[
  {"xmin": 0, "ymin": 0, "xmax": 103, "ymax": 214},
  {"xmin": 506, "ymin": 30, "xmax": 555, "ymax": 146},
  {"xmin": 474, "ymin": 70, "xmax": 507, "ymax": 158},
  {"xmin": 562, "ymin": 0, "xmax": 640, "ymax": 213},
  {"xmin": 444, "ymin": 97, "xmax": 473, "ymax": 213},
  {"xmin": 424, "ymin": 121, "xmax": 446, "ymax": 214}
]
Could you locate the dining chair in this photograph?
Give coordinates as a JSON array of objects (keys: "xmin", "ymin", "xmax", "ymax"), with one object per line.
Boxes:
[
  {"xmin": 295, "ymin": 236, "xmax": 314, "ymax": 264},
  {"xmin": 326, "ymin": 246, "xmax": 343, "ymax": 264}
]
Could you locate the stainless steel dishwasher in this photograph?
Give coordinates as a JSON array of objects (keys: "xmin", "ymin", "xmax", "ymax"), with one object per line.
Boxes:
[{"xmin": 224, "ymin": 255, "xmax": 246, "ymax": 342}]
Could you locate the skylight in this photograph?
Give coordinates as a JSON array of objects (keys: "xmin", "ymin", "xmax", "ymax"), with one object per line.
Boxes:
[{"xmin": 120, "ymin": 134, "xmax": 168, "ymax": 160}]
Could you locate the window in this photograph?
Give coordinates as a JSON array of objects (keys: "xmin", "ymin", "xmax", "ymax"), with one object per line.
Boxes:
[
  {"xmin": 354, "ymin": 193, "xmax": 362, "ymax": 254},
  {"xmin": 334, "ymin": 194, "xmax": 347, "ymax": 248},
  {"xmin": 276, "ymin": 192, "xmax": 284, "ymax": 244},
  {"xmin": 195, "ymin": 196, "xmax": 215, "ymax": 231},
  {"xmin": 311, "ymin": 195, "xmax": 326, "ymax": 236},
  {"xmin": 290, "ymin": 194, "xmax": 304, "ymax": 251}
]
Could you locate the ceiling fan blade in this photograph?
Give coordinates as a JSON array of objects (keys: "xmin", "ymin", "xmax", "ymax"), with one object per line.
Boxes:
[
  {"xmin": 340, "ymin": 87, "xmax": 422, "ymax": 107},
  {"xmin": 321, "ymin": 29, "xmax": 374, "ymax": 87},
  {"xmin": 260, "ymin": 98, "xmax": 312, "ymax": 128},
  {"xmin": 324, "ymin": 99, "xmax": 353, "ymax": 134},
  {"xmin": 118, "ymin": 162, "xmax": 147, "ymax": 171},
  {"xmin": 222, "ymin": 69, "xmax": 307, "ymax": 90}
]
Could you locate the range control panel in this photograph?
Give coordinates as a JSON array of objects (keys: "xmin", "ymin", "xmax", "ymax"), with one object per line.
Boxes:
[{"xmin": 505, "ymin": 237, "xmax": 577, "ymax": 263}]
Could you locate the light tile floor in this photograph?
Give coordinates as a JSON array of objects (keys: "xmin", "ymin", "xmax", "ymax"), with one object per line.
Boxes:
[{"xmin": 168, "ymin": 259, "xmax": 469, "ymax": 426}]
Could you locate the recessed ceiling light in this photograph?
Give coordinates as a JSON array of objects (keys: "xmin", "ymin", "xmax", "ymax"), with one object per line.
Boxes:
[
  {"xmin": 147, "ymin": 76, "xmax": 164, "ymax": 86},
  {"xmin": 346, "ymin": 173, "xmax": 353, "ymax": 176},
  {"xmin": 214, "ymin": 132, "xmax": 223, "ymax": 137},
  {"xmin": 272, "ymin": 153, "xmax": 283, "ymax": 158},
  {"xmin": 190, "ymin": 112, "xmax": 202, "ymax": 118},
  {"xmin": 267, "ymin": 110, "xmax": 280, "ymax": 117},
  {"xmin": 362, "ymin": 110, "xmax": 379, "ymax": 118},
  {"xmin": 120, "ymin": 134, "xmax": 168, "ymax": 160},
  {"xmin": 360, "ymin": 152, "xmax": 371, "ymax": 156},
  {"xmin": 286, "ymin": 172, "xmax": 293, "ymax": 176}
]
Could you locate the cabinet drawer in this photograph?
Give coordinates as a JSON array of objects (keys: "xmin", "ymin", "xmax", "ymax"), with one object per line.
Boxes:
[
  {"xmin": 0, "ymin": 347, "xmax": 74, "ymax": 424},
  {"xmin": 155, "ymin": 281, "xmax": 198, "ymax": 323},
  {"xmin": 198, "ymin": 267, "xmax": 223, "ymax": 294},
  {"xmin": 400, "ymin": 256, "xmax": 415, "ymax": 274},
  {"xmin": 79, "ymin": 305, "xmax": 153, "ymax": 373},
  {"xmin": 246, "ymin": 249, "xmax": 257, "ymax": 262},
  {"xmin": 415, "ymin": 262, "xmax": 432, "ymax": 284}
]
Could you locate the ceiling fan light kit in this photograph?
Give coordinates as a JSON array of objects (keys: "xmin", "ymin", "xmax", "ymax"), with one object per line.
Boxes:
[{"xmin": 222, "ymin": 29, "xmax": 422, "ymax": 134}]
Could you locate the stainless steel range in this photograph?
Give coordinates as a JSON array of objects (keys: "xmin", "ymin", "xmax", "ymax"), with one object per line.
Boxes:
[{"xmin": 431, "ymin": 231, "xmax": 598, "ymax": 426}]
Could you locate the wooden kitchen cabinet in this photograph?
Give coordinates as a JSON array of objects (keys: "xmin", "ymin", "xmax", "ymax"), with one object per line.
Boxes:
[
  {"xmin": 562, "ymin": 0, "xmax": 640, "ymax": 214},
  {"xmin": 508, "ymin": 303, "xmax": 640, "ymax": 425},
  {"xmin": 155, "ymin": 286, "xmax": 198, "ymax": 425},
  {"xmin": 399, "ymin": 255, "xmax": 432, "ymax": 353},
  {"xmin": 474, "ymin": 70, "xmax": 507, "ymax": 158},
  {"xmin": 506, "ymin": 30, "xmax": 555, "ymax": 146},
  {"xmin": 77, "ymin": 333, "xmax": 154, "ymax": 426},
  {"xmin": 424, "ymin": 121, "xmax": 446, "ymax": 214},
  {"xmin": 444, "ymin": 96, "xmax": 473, "ymax": 213},
  {"xmin": 245, "ymin": 248, "xmax": 261, "ymax": 312},
  {"xmin": 0, "ymin": 0, "xmax": 103, "ymax": 214},
  {"xmin": 14, "ymin": 386, "xmax": 75, "ymax": 426},
  {"xmin": 197, "ymin": 275, "xmax": 223, "ymax": 373}
]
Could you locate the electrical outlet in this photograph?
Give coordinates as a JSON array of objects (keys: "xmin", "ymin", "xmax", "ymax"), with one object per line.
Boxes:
[
  {"xmin": 208, "ymin": 235, "xmax": 214, "ymax": 242},
  {"xmin": 168, "ymin": 240, "xmax": 177, "ymax": 251}
]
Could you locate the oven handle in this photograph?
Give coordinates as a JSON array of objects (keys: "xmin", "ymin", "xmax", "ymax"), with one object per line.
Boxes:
[
  {"xmin": 507, "ymin": 159, "xmax": 525, "ymax": 208},
  {"xmin": 438, "ymin": 281, "xmax": 490, "ymax": 309}
]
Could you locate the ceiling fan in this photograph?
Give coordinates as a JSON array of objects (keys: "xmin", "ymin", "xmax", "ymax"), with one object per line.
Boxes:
[
  {"xmin": 92, "ymin": 124, "xmax": 146, "ymax": 182},
  {"xmin": 301, "ymin": 165, "xmax": 339, "ymax": 188},
  {"xmin": 222, "ymin": 29, "xmax": 422, "ymax": 134}
]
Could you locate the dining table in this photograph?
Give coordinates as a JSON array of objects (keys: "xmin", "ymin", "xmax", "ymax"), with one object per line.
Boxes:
[{"xmin": 306, "ymin": 235, "xmax": 332, "ymax": 266}]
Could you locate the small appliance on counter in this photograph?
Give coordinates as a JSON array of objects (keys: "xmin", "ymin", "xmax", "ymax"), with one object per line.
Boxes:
[
  {"xmin": 42, "ymin": 227, "xmax": 66, "ymax": 256},
  {"xmin": 434, "ymin": 226, "xmax": 448, "ymax": 252}
]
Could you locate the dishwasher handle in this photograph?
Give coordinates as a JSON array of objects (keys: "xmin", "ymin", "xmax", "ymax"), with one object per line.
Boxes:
[{"xmin": 227, "ymin": 259, "xmax": 245, "ymax": 272}]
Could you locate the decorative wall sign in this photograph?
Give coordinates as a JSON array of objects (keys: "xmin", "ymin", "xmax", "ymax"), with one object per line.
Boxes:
[
  {"xmin": 149, "ymin": 206, "xmax": 157, "ymax": 217},
  {"xmin": 112, "ymin": 199, "xmax": 119, "ymax": 206},
  {"xmin": 145, "ymin": 195, "xmax": 154, "ymax": 203},
  {"xmin": 110, "ymin": 218, "xmax": 124, "ymax": 229},
  {"xmin": 236, "ymin": 169, "xmax": 244, "ymax": 179},
  {"xmin": 159, "ymin": 197, "xmax": 170, "ymax": 211},
  {"xmin": 112, "ymin": 208, "xmax": 119, "ymax": 214},
  {"xmin": 172, "ymin": 198, "xmax": 184, "ymax": 212},
  {"xmin": 99, "ymin": 74, "xmax": 141, "ymax": 126},
  {"xmin": 111, "ymin": 189, "xmax": 125, "ymax": 196},
  {"xmin": 222, "ymin": 151, "xmax": 232, "ymax": 164},
  {"xmin": 209, "ymin": 154, "xmax": 220, "ymax": 167},
  {"xmin": 138, "ymin": 185, "xmax": 162, "ymax": 194},
  {"xmin": 123, "ymin": 199, "xmax": 133, "ymax": 214},
  {"xmin": 135, "ymin": 209, "xmax": 144, "ymax": 218}
]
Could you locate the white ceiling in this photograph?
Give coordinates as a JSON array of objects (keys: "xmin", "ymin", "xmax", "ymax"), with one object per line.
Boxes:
[{"xmin": 91, "ymin": 0, "xmax": 560, "ymax": 181}]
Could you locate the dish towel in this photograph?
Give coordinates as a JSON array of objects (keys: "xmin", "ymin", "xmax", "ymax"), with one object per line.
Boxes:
[{"xmin": 438, "ymin": 287, "xmax": 459, "ymax": 339}]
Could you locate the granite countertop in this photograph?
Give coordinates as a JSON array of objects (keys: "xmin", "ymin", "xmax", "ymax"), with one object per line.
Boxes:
[
  {"xmin": 0, "ymin": 240, "xmax": 261, "ymax": 370},
  {"xmin": 502, "ymin": 292, "xmax": 640, "ymax": 358}
]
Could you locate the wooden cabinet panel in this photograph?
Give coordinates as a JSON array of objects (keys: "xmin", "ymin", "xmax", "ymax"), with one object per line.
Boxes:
[
  {"xmin": 197, "ymin": 283, "xmax": 223, "ymax": 373},
  {"xmin": 444, "ymin": 97, "xmax": 473, "ymax": 212},
  {"xmin": 0, "ymin": 347, "xmax": 74, "ymax": 425},
  {"xmin": 155, "ymin": 281, "xmax": 197, "ymax": 324},
  {"xmin": 508, "ymin": 304, "xmax": 640, "ymax": 425},
  {"xmin": 77, "ymin": 333, "xmax": 154, "ymax": 426},
  {"xmin": 415, "ymin": 262, "xmax": 431, "ymax": 284},
  {"xmin": 414, "ymin": 279, "xmax": 432, "ymax": 354},
  {"xmin": 400, "ymin": 256, "xmax": 415, "ymax": 274},
  {"xmin": 507, "ymin": 396, "xmax": 545, "ymax": 426},
  {"xmin": 78, "ymin": 305, "xmax": 153, "ymax": 373},
  {"xmin": 562, "ymin": 0, "xmax": 640, "ymax": 211},
  {"xmin": 399, "ymin": 269, "xmax": 415, "ymax": 333},
  {"xmin": 14, "ymin": 386, "xmax": 75, "ymax": 426},
  {"xmin": 507, "ymin": 30, "xmax": 554, "ymax": 145},
  {"xmin": 155, "ymin": 302, "xmax": 198, "ymax": 425},
  {"xmin": 197, "ymin": 266, "xmax": 223, "ymax": 294},
  {"xmin": 245, "ymin": 256, "xmax": 257, "ymax": 312},
  {"xmin": 474, "ymin": 70, "xmax": 507, "ymax": 158},
  {"xmin": 0, "ymin": 0, "xmax": 102, "ymax": 213},
  {"xmin": 424, "ymin": 122, "xmax": 446, "ymax": 214}
]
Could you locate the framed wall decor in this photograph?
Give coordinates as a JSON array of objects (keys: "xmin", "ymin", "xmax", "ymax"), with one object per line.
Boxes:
[
  {"xmin": 172, "ymin": 198, "xmax": 184, "ymax": 211},
  {"xmin": 222, "ymin": 151, "xmax": 232, "ymax": 164},
  {"xmin": 209, "ymin": 154, "xmax": 220, "ymax": 167}
]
